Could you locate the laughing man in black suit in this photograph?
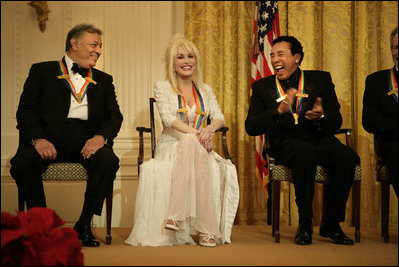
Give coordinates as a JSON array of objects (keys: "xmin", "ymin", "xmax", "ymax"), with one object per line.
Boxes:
[
  {"xmin": 245, "ymin": 36, "xmax": 359, "ymax": 245},
  {"xmin": 10, "ymin": 23, "xmax": 123, "ymax": 247}
]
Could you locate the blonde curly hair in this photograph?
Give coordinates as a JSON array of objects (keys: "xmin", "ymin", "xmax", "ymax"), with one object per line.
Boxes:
[{"xmin": 164, "ymin": 34, "xmax": 204, "ymax": 94}]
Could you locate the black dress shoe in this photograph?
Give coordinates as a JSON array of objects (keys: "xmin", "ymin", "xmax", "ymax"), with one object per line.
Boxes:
[
  {"xmin": 319, "ymin": 224, "xmax": 354, "ymax": 245},
  {"xmin": 73, "ymin": 224, "xmax": 100, "ymax": 247},
  {"xmin": 295, "ymin": 223, "xmax": 313, "ymax": 245}
]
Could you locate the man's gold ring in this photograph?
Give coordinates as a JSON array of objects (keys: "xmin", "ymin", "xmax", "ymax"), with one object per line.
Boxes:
[{"xmin": 282, "ymin": 100, "xmax": 289, "ymax": 105}]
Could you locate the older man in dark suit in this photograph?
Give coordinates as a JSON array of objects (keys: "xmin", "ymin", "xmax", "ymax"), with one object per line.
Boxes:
[
  {"xmin": 245, "ymin": 36, "xmax": 359, "ymax": 245},
  {"xmin": 10, "ymin": 23, "xmax": 123, "ymax": 247},
  {"xmin": 362, "ymin": 27, "xmax": 398, "ymax": 197}
]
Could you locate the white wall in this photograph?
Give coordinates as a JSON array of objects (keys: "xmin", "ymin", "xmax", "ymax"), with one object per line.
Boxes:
[{"xmin": 1, "ymin": 1, "xmax": 184, "ymax": 227}]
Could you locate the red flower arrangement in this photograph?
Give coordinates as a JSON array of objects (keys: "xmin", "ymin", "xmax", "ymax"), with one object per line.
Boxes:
[{"xmin": 1, "ymin": 207, "xmax": 84, "ymax": 266}]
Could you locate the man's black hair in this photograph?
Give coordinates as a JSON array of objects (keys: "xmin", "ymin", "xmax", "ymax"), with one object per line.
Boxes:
[{"xmin": 272, "ymin": 36, "xmax": 304, "ymax": 65}]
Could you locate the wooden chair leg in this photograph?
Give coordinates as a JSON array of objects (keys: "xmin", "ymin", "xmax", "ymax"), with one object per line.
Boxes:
[
  {"xmin": 381, "ymin": 181, "xmax": 390, "ymax": 243},
  {"xmin": 272, "ymin": 180, "xmax": 280, "ymax": 243},
  {"xmin": 267, "ymin": 185, "xmax": 272, "ymax": 226},
  {"xmin": 18, "ymin": 187, "xmax": 25, "ymax": 211},
  {"xmin": 322, "ymin": 185, "xmax": 327, "ymax": 223},
  {"xmin": 271, "ymin": 183, "xmax": 275, "ymax": 237},
  {"xmin": 351, "ymin": 187, "xmax": 355, "ymax": 227},
  {"xmin": 271, "ymin": 180, "xmax": 275, "ymax": 237},
  {"xmin": 106, "ymin": 183, "xmax": 114, "ymax": 245},
  {"xmin": 352, "ymin": 181, "xmax": 361, "ymax": 242}
]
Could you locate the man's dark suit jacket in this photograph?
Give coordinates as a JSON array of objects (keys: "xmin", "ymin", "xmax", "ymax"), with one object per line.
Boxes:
[
  {"xmin": 362, "ymin": 68, "xmax": 398, "ymax": 142},
  {"xmin": 245, "ymin": 70, "xmax": 342, "ymax": 153},
  {"xmin": 16, "ymin": 59, "xmax": 123, "ymax": 148}
]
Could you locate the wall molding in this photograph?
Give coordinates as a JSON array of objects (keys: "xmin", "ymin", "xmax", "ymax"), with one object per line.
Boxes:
[
  {"xmin": 13, "ymin": 4, "xmax": 22, "ymax": 117},
  {"xmin": 62, "ymin": 1, "xmax": 72, "ymax": 43}
]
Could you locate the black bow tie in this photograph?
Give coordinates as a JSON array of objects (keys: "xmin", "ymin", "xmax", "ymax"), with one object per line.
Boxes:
[
  {"xmin": 280, "ymin": 69, "xmax": 301, "ymax": 91},
  {"xmin": 71, "ymin": 63, "xmax": 89, "ymax": 77}
]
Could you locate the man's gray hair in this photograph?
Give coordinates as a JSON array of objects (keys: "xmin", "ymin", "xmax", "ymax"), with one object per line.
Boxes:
[
  {"xmin": 390, "ymin": 27, "xmax": 398, "ymax": 49},
  {"xmin": 65, "ymin": 23, "xmax": 102, "ymax": 52}
]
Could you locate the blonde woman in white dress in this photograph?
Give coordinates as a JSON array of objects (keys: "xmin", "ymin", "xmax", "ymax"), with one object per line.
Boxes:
[{"xmin": 125, "ymin": 36, "xmax": 239, "ymax": 247}]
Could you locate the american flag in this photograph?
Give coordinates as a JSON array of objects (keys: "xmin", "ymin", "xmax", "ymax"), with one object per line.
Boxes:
[{"xmin": 251, "ymin": 1, "xmax": 280, "ymax": 197}]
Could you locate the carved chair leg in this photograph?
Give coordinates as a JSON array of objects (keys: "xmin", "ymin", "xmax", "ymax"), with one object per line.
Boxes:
[
  {"xmin": 267, "ymin": 184, "xmax": 272, "ymax": 225},
  {"xmin": 381, "ymin": 181, "xmax": 390, "ymax": 243},
  {"xmin": 352, "ymin": 181, "xmax": 361, "ymax": 243},
  {"xmin": 106, "ymin": 183, "xmax": 114, "ymax": 245},
  {"xmin": 272, "ymin": 180, "xmax": 280, "ymax": 243},
  {"xmin": 18, "ymin": 187, "xmax": 25, "ymax": 211}
]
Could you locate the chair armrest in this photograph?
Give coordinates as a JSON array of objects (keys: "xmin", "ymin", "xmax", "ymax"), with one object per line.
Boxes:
[
  {"xmin": 336, "ymin": 128, "xmax": 352, "ymax": 135},
  {"xmin": 265, "ymin": 152, "xmax": 276, "ymax": 167},
  {"xmin": 335, "ymin": 128, "xmax": 353, "ymax": 149},
  {"xmin": 136, "ymin": 127, "xmax": 152, "ymax": 175},
  {"xmin": 214, "ymin": 126, "xmax": 228, "ymax": 133},
  {"xmin": 215, "ymin": 126, "xmax": 233, "ymax": 163}
]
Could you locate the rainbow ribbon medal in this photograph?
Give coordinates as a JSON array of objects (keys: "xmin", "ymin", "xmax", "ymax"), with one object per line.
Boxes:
[
  {"xmin": 177, "ymin": 88, "xmax": 190, "ymax": 125},
  {"xmin": 295, "ymin": 70, "xmax": 308, "ymax": 122},
  {"xmin": 57, "ymin": 60, "xmax": 97, "ymax": 103},
  {"xmin": 177, "ymin": 82, "xmax": 206, "ymax": 130},
  {"xmin": 275, "ymin": 70, "xmax": 308, "ymax": 124},
  {"xmin": 388, "ymin": 68, "xmax": 398, "ymax": 103}
]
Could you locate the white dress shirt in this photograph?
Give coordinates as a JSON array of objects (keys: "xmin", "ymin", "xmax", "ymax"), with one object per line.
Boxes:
[{"xmin": 64, "ymin": 54, "xmax": 88, "ymax": 120}]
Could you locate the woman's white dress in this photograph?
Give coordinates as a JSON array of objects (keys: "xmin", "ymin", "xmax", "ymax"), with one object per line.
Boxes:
[{"xmin": 125, "ymin": 81, "xmax": 239, "ymax": 246}]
